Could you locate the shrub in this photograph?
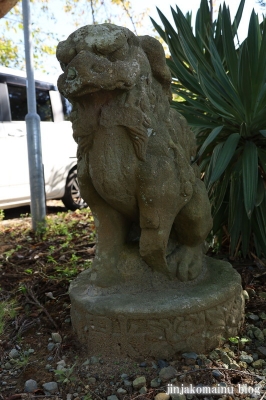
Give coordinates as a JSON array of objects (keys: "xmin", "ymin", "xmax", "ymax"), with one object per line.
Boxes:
[{"xmin": 152, "ymin": 0, "xmax": 266, "ymax": 257}]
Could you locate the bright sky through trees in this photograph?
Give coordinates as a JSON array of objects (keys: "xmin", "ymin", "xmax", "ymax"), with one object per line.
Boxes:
[{"xmin": 0, "ymin": 0, "xmax": 263, "ymax": 77}]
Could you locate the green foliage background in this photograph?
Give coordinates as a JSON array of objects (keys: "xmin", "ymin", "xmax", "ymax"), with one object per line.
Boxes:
[{"xmin": 152, "ymin": 0, "xmax": 266, "ymax": 257}]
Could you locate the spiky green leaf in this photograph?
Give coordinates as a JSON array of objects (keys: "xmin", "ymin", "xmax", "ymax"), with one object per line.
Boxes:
[{"xmin": 242, "ymin": 141, "xmax": 258, "ymax": 218}]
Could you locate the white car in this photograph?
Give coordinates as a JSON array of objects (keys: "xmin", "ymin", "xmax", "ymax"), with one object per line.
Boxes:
[{"xmin": 0, "ymin": 67, "xmax": 86, "ymax": 211}]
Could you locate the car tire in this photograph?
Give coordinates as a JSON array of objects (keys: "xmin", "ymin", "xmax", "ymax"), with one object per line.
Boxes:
[{"xmin": 62, "ymin": 167, "xmax": 87, "ymax": 211}]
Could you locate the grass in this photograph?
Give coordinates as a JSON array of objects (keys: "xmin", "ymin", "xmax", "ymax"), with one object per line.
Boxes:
[
  {"xmin": 0, "ymin": 208, "xmax": 96, "ymax": 338},
  {"xmin": 0, "ymin": 297, "xmax": 17, "ymax": 335}
]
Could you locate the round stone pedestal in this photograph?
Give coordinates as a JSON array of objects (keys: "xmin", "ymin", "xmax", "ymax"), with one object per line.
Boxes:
[{"xmin": 69, "ymin": 256, "xmax": 244, "ymax": 358}]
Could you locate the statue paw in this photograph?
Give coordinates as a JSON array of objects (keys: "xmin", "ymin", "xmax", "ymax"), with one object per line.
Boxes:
[{"xmin": 175, "ymin": 245, "xmax": 203, "ymax": 282}]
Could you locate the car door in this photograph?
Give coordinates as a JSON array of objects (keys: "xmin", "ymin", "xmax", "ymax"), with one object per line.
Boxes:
[{"xmin": 0, "ymin": 81, "xmax": 30, "ymax": 207}]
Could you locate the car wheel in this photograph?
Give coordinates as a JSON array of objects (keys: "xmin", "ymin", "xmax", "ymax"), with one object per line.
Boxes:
[{"xmin": 62, "ymin": 167, "xmax": 87, "ymax": 211}]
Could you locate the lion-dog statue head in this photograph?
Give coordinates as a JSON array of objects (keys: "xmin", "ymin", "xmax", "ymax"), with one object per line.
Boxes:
[{"xmin": 57, "ymin": 24, "xmax": 212, "ymax": 287}]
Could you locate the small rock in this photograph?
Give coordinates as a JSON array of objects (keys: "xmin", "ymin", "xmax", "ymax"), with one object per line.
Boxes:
[
  {"xmin": 247, "ymin": 330, "xmax": 255, "ymax": 339},
  {"xmin": 133, "ymin": 376, "xmax": 146, "ymax": 389},
  {"xmin": 124, "ymin": 380, "xmax": 132, "ymax": 387},
  {"xmin": 209, "ymin": 351, "xmax": 220, "ymax": 360},
  {"xmin": 152, "ymin": 362, "xmax": 158, "ymax": 369},
  {"xmin": 158, "ymin": 359, "xmax": 169, "ymax": 368},
  {"xmin": 154, "ymin": 393, "xmax": 170, "ymax": 400},
  {"xmin": 51, "ymin": 333, "xmax": 62, "ymax": 343},
  {"xmin": 45, "ymin": 364, "xmax": 52, "ymax": 370},
  {"xmin": 47, "ymin": 343, "xmax": 55, "ymax": 352},
  {"xmin": 253, "ymin": 353, "xmax": 259, "ymax": 361},
  {"xmin": 171, "ymin": 394, "xmax": 186, "ymax": 400},
  {"xmin": 120, "ymin": 373, "xmax": 128, "ymax": 379},
  {"xmin": 4, "ymin": 362, "xmax": 12, "ymax": 370},
  {"xmin": 182, "ymin": 352, "xmax": 198, "ymax": 360},
  {"xmin": 159, "ymin": 366, "xmax": 177, "ymax": 382},
  {"xmin": 42, "ymin": 381, "xmax": 58, "ymax": 394},
  {"xmin": 107, "ymin": 396, "xmax": 118, "ymax": 400},
  {"xmin": 90, "ymin": 356, "xmax": 99, "ymax": 365},
  {"xmin": 139, "ymin": 362, "xmax": 147, "ymax": 367},
  {"xmin": 253, "ymin": 328, "xmax": 264, "ymax": 342},
  {"xmin": 9, "ymin": 349, "xmax": 20, "ymax": 359},
  {"xmin": 139, "ymin": 386, "xmax": 147, "ymax": 394},
  {"xmin": 254, "ymin": 375, "xmax": 265, "ymax": 381},
  {"xmin": 239, "ymin": 361, "xmax": 248, "ymax": 369},
  {"xmin": 259, "ymin": 312, "xmax": 266, "ymax": 320},
  {"xmin": 220, "ymin": 352, "xmax": 231, "ymax": 365},
  {"xmin": 247, "ymin": 288, "xmax": 256, "ymax": 297},
  {"xmin": 117, "ymin": 388, "xmax": 127, "ymax": 394},
  {"xmin": 243, "ymin": 290, "xmax": 249, "ymax": 300},
  {"xmin": 257, "ymin": 347, "xmax": 266, "ymax": 357},
  {"xmin": 212, "ymin": 370, "xmax": 224, "ymax": 379},
  {"xmin": 240, "ymin": 354, "xmax": 254, "ymax": 364},
  {"xmin": 182, "ymin": 352, "xmax": 198, "ymax": 365},
  {"xmin": 253, "ymin": 359, "xmax": 265, "ymax": 369},
  {"xmin": 28, "ymin": 348, "xmax": 34, "ymax": 354},
  {"xmin": 88, "ymin": 377, "xmax": 96, "ymax": 385},
  {"xmin": 24, "ymin": 379, "xmax": 38, "ymax": 393},
  {"xmin": 66, "ymin": 394, "xmax": 72, "ymax": 400},
  {"xmin": 151, "ymin": 378, "xmax": 161, "ymax": 388},
  {"xmin": 57, "ymin": 360, "xmax": 66, "ymax": 370},
  {"xmin": 248, "ymin": 314, "xmax": 260, "ymax": 321}
]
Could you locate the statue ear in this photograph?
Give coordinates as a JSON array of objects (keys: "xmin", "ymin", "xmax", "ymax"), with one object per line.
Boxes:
[{"xmin": 139, "ymin": 35, "xmax": 172, "ymax": 96}]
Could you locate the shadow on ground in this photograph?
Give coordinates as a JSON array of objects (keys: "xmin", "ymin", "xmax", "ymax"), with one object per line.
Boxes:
[{"xmin": 3, "ymin": 200, "xmax": 67, "ymax": 220}]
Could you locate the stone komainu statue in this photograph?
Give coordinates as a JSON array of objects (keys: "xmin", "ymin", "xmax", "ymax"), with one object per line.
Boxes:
[{"xmin": 57, "ymin": 24, "xmax": 212, "ymax": 287}]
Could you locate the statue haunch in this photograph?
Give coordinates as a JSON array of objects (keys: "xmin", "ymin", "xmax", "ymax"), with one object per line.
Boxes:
[{"xmin": 57, "ymin": 24, "xmax": 213, "ymax": 287}]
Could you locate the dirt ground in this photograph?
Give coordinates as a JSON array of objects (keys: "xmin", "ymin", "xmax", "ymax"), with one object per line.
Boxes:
[{"xmin": 1, "ymin": 204, "xmax": 266, "ymax": 400}]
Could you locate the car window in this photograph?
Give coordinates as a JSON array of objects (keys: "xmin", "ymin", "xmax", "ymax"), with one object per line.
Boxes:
[
  {"xmin": 8, "ymin": 84, "xmax": 53, "ymax": 122},
  {"xmin": 8, "ymin": 85, "xmax": 28, "ymax": 121}
]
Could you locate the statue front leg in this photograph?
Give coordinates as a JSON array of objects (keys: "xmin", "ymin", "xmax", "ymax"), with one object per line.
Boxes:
[{"xmin": 78, "ymin": 157, "xmax": 130, "ymax": 287}]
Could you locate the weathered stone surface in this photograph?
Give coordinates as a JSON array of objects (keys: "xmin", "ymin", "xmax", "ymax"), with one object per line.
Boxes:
[
  {"xmin": 154, "ymin": 394, "xmax": 170, "ymax": 400},
  {"xmin": 51, "ymin": 332, "xmax": 62, "ymax": 343},
  {"xmin": 42, "ymin": 382, "xmax": 58, "ymax": 394},
  {"xmin": 240, "ymin": 354, "xmax": 253, "ymax": 364},
  {"xmin": 252, "ymin": 359, "xmax": 265, "ymax": 369},
  {"xmin": 56, "ymin": 23, "xmax": 244, "ymax": 359},
  {"xmin": 159, "ymin": 366, "xmax": 177, "ymax": 382},
  {"xmin": 151, "ymin": 378, "xmax": 161, "ymax": 388},
  {"xmin": 24, "ymin": 379, "xmax": 38, "ymax": 393},
  {"xmin": 69, "ymin": 257, "xmax": 244, "ymax": 358},
  {"xmin": 133, "ymin": 376, "xmax": 146, "ymax": 389},
  {"xmin": 257, "ymin": 347, "xmax": 266, "ymax": 357},
  {"xmin": 57, "ymin": 23, "xmax": 212, "ymax": 287}
]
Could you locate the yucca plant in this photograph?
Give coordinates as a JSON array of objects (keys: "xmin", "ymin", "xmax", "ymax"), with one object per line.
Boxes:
[{"xmin": 151, "ymin": 0, "xmax": 266, "ymax": 258}]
